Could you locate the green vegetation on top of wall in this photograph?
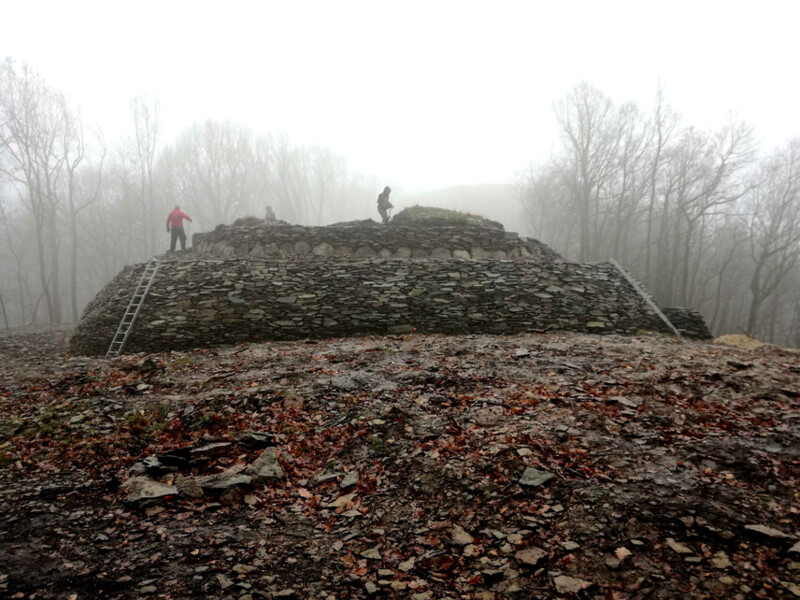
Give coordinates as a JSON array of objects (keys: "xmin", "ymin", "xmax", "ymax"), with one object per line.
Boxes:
[{"xmin": 390, "ymin": 206, "xmax": 504, "ymax": 231}]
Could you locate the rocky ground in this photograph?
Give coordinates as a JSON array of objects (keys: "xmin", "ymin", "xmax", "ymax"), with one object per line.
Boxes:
[{"xmin": 0, "ymin": 326, "xmax": 799, "ymax": 599}]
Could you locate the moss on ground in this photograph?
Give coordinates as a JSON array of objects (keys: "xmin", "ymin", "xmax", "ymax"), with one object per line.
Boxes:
[{"xmin": 391, "ymin": 205, "xmax": 504, "ymax": 230}]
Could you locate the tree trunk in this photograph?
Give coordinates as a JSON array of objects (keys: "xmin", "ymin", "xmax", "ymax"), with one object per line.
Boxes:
[
  {"xmin": 0, "ymin": 288, "xmax": 9, "ymax": 328},
  {"xmin": 745, "ymin": 261, "xmax": 765, "ymax": 336},
  {"xmin": 70, "ymin": 210, "xmax": 80, "ymax": 322}
]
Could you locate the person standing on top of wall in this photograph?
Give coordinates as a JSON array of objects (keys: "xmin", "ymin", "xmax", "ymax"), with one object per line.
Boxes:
[
  {"xmin": 377, "ymin": 186, "xmax": 393, "ymax": 225},
  {"xmin": 166, "ymin": 205, "xmax": 193, "ymax": 252}
]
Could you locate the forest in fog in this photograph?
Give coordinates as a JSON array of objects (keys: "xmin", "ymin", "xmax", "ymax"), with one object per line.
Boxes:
[
  {"xmin": 1, "ymin": 58, "xmax": 799, "ymax": 347},
  {"xmin": 515, "ymin": 82, "xmax": 800, "ymax": 347}
]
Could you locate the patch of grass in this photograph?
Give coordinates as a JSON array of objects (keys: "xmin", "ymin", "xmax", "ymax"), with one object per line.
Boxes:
[
  {"xmin": 191, "ymin": 412, "xmax": 225, "ymax": 432},
  {"xmin": 169, "ymin": 356, "xmax": 197, "ymax": 368},
  {"xmin": 368, "ymin": 436, "xmax": 388, "ymax": 454},
  {"xmin": 119, "ymin": 402, "xmax": 171, "ymax": 437}
]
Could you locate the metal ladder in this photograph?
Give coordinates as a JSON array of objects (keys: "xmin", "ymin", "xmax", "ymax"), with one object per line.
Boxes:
[
  {"xmin": 106, "ymin": 258, "xmax": 160, "ymax": 357},
  {"xmin": 608, "ymin": 258, "xmax": 682, "ymax": 339}
]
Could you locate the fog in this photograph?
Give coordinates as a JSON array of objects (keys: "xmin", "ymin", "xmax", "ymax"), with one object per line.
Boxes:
[{"xmin": 2, "ymin": 1, "xmax": 800, "ymax": 345}]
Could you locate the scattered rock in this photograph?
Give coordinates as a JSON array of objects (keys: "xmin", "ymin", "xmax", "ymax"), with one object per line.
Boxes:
[
  {"xmin": 519, "ymin": 467, "xmax": 555, "ymax": 488},
  {"xmin": 121, "ymin": 476, "xmax": 178, "ymax": 503},
  {"xmin": 361, "ymin": 546, "xmax": 382, "ymax": 560},
  {"xmin": 782, "ymin": 581, "xmax": 800, "ymax": 598},
  {"xmin": 711, "ymin": 551, "xmax": 732, "ymax": 569},
  {"xmin": 233, "ymin": 564, "xmax": 256, "ymax": 574},
  {"xmin": 197, "ymin": 471, "xmax": 252, "ymax": 492},
  {"xmin": 560, "ymin": 541, "xmax": 580, "ymax": 551},
  {"xmin": 463, "ymin": 544, "xmax": 480, "ymax": 557},
  {"xmin": 515, "ymin": 546, "xmax": 547, "ymax": 567},
  {"xmin": 245, "ymin": 447, "xmax": 285, "ymax": 484},
  {"xmin": 325, "ymin": 493, "xmax": 356, "ymax": 509},
  {"xmin": 235, "ymin": 431, "xmax": 275, "ymax": 448},
  {"xmin": 398, "ymin": 557, "xmax": 415, "ymax": 572},
  {"xmin": 340, "ymin": 471, "xmax": 359, "ymax": 489},
  {"xmin": 175, "ymin": 474, "xmax": 204, "ymax": 499},
  {"xmin": 665, "ymin": 538, "xmax": 693, "ymax": 554},
  {"xmin": 451, "ymin": 525, "xmax": 475, "ymax": 546},
  {"xmin": 744, "ymin": 524, "xmax": 794, "ymax": 541},
  {"xmin": 190, "ymin": 441, "xmax": 232, "ymax": 457},
  {"xmin": 553, "ymin": 575, "xmax": 592, "ymax": 595}
]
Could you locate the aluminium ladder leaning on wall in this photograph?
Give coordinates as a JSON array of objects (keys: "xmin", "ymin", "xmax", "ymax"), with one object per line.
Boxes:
[
  {"xmin": 608, "ymin": 258, "xmax": 682, "ymax": 339},
  {"xmin": 106, "ymin": 258, "xmax": 160, "ymax": 357}
]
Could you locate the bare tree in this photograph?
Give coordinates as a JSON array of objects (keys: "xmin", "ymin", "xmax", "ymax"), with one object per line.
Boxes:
[
  {"xmin": 744, "ymin": 139, "xmax": 800, "ymax": 335},
  {"xmin": 64, "ymin": 119, "xmax": 106, "ymax": 321},
  {"xmin": 161, "ymin": 119, "xmax": 259, "ymax": 229},
  {"xmin": 553, "ymin": 81, "xmax": 621, "ymax": 262},
  {"xmin": 131, "ymin": 94, "xmax": 161, "ymax": 258},
  {"xmin": 644, "ymin": 82, "xmax": 679, "ymax": 284},
  {"xmin": 0, "ymin": 58, "xmax": 73, "ymax": 323}
]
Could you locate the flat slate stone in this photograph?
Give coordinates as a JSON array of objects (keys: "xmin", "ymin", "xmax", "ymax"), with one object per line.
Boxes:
[
  {"xmin": 553, "ymin": 575, "xmax": 592, "ymax": 594},
  {"xmin": 519, "ymin": 467, "xmax": 555, "ymax": 488},
  {"xmin": 515, "ymin": 546, "xmax": 547, "ymax": 567},
  {"xmin": 122, "ymin": 476, "xmax": 178, "ymax": 502},
  {"xmin": 197, "ymin": 472, "xmax": 252, "ymax": 491},
  {"xmin": 744, "ymin": 524, "xmax": 794, "ymax": 541},
  {"xmin": 246, "ymin": 447, "xmax": 285, "ymax": 484}
]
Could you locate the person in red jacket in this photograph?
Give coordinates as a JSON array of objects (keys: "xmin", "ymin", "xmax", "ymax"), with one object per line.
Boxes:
[{"xmin": 166, "ymin": 205, "xmax": 193, "ymax": 252}]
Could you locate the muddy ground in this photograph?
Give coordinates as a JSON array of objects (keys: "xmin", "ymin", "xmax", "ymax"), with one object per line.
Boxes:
[{"xmin": 0, "ymin": 327, "xmax": 799, "ymax": 599}]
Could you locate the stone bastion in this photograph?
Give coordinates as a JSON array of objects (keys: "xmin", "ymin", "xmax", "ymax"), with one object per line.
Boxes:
[
  {"xmin": 70, "ymin": 222, "xmax": 710, "ymax": 356},
  {"xmin": 192, "ymin": 221, "xmax": 563, "ymax": 261}
]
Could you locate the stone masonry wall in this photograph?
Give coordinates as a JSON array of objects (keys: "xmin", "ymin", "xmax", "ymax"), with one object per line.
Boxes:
[
  {"xmin": 70, "ymin": 255, "xmax": 679, "ymax": 356},
  {"xmin": 192, "ymin": 223, "xmax": 563, "ymax": 262},
  {"xmin": 662, "ymin": 308, "xmax": 712, "ymax": 340}
]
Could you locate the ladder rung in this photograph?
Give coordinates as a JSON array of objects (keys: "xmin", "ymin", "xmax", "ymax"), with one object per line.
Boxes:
[{"xmin": 107, "ymin": 258, "xmax": 159, "ymax": 357}]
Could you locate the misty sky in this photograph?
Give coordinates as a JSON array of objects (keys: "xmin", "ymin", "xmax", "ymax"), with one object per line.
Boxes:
[{"xmin": 3, "ymin": 1, "xmax": 799, "ymax": 191}]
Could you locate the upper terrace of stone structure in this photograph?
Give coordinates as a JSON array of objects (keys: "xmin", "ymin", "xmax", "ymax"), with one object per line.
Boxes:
[{"xmin": 191, "ymin": 221, "xmax": 563, "ymax": 262}]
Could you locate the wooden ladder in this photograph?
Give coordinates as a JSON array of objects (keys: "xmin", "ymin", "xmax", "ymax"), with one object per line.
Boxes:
[{"xmin": 106, "ymin": 258, "xmax": 160, "ymax": 357}]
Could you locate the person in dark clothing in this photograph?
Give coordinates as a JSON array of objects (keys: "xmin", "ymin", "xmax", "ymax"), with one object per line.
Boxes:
[
  {"xmin": 166, "ymin": 205, "xmax": 193, "ymax": 252},
  {"xmin": 377, "ymin": 186, "xmax": 393, "ymax": 225}
]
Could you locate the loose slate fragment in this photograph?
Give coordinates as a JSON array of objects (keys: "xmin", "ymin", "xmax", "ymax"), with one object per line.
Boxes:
[
  {"xmin": 197, "ymin": 472, "xmax": 252, "ymax": 492},
  {"xmin": 340, "ymin": 471, "xmax": 359, "ymax": 489},
  {"xmin": 245, "ymin": 447, "xmax": 285, "ymax": 484},
  {"xmin": 553, "ymin": 575, "xmax": 592, "ymax": 594},
  {"xmin": 122, "ymin": 477, "xmax": 178, "ymax": 503},
  {"xmin": 361, "ymin": 546, "xmax": 382, "ymax": 560},
  {"xmin": 744, "ymin": 524, "xmax": 793, "ymax": 541},
  {"xmin": 519, "ymin": 467, "xmax": 554, "ymax": 487},
  {"xmin": 398, "ymin": 557, "xmax": 415, "ymax": 572},
  {"xmin": 451, "ymin": 525, "xmax": 475, "ymax": 546},
  {"xmin": 514, "ymin": 546, "xmax": 547, "ymax": 567},
  {"xmin": 665, "ymin": 538, "xmax": 693, "ymax": 554}
]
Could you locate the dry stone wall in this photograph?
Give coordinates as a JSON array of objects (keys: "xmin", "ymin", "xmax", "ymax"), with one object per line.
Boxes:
[
  {"xmin": 192, "ymin": 223, "xmax": 562, "ymax": 262},
  {"xmin": 70, "ymin": 254, "xmax": 684, "ymax": 356},
  {"xmin": 661, "ymin": 308, "xmax": 712, "ymax": 340}
]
